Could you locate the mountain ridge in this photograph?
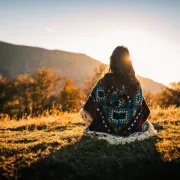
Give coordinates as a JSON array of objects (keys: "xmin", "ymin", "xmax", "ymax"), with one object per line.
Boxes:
[{"xmin": 0, "ymin": 41, "xmax": 165, "ymax": 93}]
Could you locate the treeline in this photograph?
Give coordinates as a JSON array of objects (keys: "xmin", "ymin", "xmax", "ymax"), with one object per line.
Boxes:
[
  {"xmin": 0, "ymin": 66, "xmax": 179, "ymax": 119},
  {"xmin": 144, "ymin": 82, "xmax": 180, "ymax": 108},
  {"xmin": 0, "ymin": 66, "xmax": 105, "ymax": 119}
]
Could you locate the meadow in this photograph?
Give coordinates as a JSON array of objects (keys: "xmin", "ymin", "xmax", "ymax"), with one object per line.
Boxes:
[{"xmin": 0, "ymin": 106, "xmax": 180, "ymax": 180}]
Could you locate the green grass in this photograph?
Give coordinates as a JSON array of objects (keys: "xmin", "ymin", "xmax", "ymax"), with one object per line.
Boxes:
[{"xmin": 0, "ymin": 107, "xmax": 180, "ymax": 180}]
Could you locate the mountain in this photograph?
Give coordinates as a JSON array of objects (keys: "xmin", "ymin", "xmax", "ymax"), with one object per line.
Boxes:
[
  {"xmin": 136, "ymin": 75, "xmax": 165, "ymax": 93},
  {"xmin": 0, "ymin": 41, "xmax": 165, "ymax": 93},
  {"xmin": 0, "ymin": 41, "xmax": 102, "ymax": 85}
]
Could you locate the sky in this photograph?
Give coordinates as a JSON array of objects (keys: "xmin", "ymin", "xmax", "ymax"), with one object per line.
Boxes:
[{"xmin": 0, "ymin": 0, "xmax": 180, "ymax": 85}]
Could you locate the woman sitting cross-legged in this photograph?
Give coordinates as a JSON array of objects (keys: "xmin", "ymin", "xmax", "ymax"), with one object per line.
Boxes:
[{"xmin": 80, "ymin": 46, "xmax": 158, "ymax": 145}]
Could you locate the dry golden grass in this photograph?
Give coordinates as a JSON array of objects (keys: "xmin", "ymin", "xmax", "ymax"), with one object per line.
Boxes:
[
  {"xmin": 0, "ymin": 106, "xmax": 179, "ymax": 179},
  {"xmin": 148, "ymin": 106, "xmax": 180, "ymax": 161}
]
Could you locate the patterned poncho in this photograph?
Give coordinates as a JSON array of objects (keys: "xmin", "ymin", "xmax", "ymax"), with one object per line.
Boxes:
[{"xmin": 80, "ymin": 75, "xmax": 157, "ymax": 144}]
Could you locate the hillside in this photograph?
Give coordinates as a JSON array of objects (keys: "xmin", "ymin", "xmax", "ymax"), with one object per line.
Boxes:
[
  {"xmin": 0, "ymin": 41, "xmax": 102, "ymax": 85},
  {"xmin": 137, "ymin": 75, "xmax": 165, "ymax": 93},
  {"xmin": 0, "ymin": 107, "xmax": 180, "ymax": 179},
  {"xmin": 0, "ymin": 41, "xmax": 165, "ymax": 93}
]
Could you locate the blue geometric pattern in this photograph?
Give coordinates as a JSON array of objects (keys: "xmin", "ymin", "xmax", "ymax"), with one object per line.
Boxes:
[{"xmin": 93, "ymin": 80, "xmax": 144, "ymax": 132}]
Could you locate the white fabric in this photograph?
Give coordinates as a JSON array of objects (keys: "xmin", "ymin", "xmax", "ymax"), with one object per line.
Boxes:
[{"xmin": 83, "ymin": 120, "xmax": 157, "ymax": 145}]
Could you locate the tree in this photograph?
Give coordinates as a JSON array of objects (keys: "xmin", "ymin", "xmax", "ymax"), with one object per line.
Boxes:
[
  {"xmin": 60, "ymin": 77, "xmax": 84, "ymax": 112},
  {"xmin": 0, "ymin": 68, "xmax": 62, "ymax": 118},
  {"xmin": 29, "ymin": 68, "xmax": 61, "ymax": 114},
  {"xmin": 143, "ymin": 90, "xmax": 160, "ymax": 107},
  {"xmin": 158, "ymin": 82, "xmax": 180, "ymax": 107},
  {"xmin": 83, "ymin": 64, "xmax": 108, "ymax": 98}
]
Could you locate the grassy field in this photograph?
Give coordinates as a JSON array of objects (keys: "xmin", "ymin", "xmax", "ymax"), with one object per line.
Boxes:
[{"xmin": 0, "ymin": 106, "xmax": 180, "ymax": 180}]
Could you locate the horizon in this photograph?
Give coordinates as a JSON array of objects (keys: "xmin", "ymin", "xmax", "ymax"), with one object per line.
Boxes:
[{"xmin": 0, "ymin": 0, "xmax": 180, "ymax": 85}]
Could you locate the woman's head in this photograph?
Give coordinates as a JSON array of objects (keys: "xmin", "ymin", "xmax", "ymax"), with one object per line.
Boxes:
[
  {"xmin": 102, "ymin": 46, "xmax": 139, "ymax": 96},
  {"xmin": 109, "ymin": 46, "xmax": 135, "ymax": 77}
]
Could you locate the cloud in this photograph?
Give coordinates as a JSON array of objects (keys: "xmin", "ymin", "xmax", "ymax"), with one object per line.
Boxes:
[{"xmin": 44, "ymin": 28, "xmax": 56, "ymax": 33}]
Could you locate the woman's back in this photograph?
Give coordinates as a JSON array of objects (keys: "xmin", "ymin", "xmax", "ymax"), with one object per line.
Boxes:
[{"xmin": 80, "ymin": 73, "xmax": 150, "ymax": 137}]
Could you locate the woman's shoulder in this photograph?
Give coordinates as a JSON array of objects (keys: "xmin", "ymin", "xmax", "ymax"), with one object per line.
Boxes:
[
  {"xmin": 104, "ymin": 72, "xmax": 114, "ymax": 77},
  {"xmin": 99, "ymin": 73, "xmax": 113, "ymax": 84},
  {"xmin": 101, "ymin": 73, "xmax": 114, "ymax": 81}
]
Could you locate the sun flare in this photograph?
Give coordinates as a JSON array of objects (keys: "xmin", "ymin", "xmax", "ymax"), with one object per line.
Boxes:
[{"xmin": 84, "ymin": 30, "xmax": 179, "ymax": 85}]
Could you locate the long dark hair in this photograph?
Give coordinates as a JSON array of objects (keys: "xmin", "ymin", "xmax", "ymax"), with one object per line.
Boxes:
[{"xmin": 103, "ymin": 46, "xmax": 140, "ymax": 96}]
